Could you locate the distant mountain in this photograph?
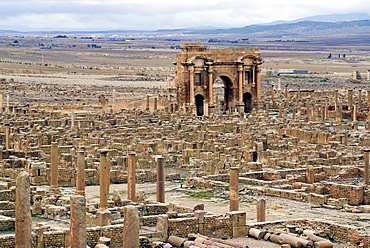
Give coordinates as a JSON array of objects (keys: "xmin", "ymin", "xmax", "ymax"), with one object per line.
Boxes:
[
  {"xmin": 264, "ymin": 13, "xmax": 370, "ymax": 25},
  {"xmin": 188, "ymin": 19, "xmax": 370, "ymax": 36}
]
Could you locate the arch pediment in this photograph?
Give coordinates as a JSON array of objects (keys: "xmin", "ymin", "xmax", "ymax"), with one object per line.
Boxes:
[
  {"xmin": 239, "ymin": 55, "xmax": 263, "ymax": 65},
  {"xmin": 186, "ymin": 55, "xmax": 214, "ymax": 65}
]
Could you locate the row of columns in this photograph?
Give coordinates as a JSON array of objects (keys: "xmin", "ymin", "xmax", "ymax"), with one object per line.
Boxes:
[{"xmin": 48, "ymin": 144, "xmax": 166, "ymax": 205}]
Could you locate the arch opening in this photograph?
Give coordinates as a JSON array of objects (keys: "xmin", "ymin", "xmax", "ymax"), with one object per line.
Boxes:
[
  {"xmin": 243, "ymin": 92, "xmax": 253, "ymax": 113},
  {"xmin": 195, "ymin": 94, "xmax": 205, "ymax": 116},
  {"xmin": 214, "ymin": 76, "xmax": 235, "ymax": 112}
]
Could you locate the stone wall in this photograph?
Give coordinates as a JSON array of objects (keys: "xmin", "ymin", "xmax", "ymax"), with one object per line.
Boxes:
[
  {"xmin": 0, "ymin": 234, "xmax": 38, "ymax": 248},
  {"xmin": 322, "ymin": 182, "xmax": 364, "ymax": 205},
  {"xmin": 0, "ymin": 225, "xmax": 125, "ymax": 248},
  {"xmin": 203, "ymin": 215, "xmax": 232, "ymax": 238},
  {"xmin": 168, "ymin": 217, "xmax": 199, "ymax": 237}
]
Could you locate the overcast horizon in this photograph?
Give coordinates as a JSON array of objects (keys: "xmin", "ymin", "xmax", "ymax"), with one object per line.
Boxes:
[{"xmin": 0, "ymin": 0, "xmax": 370, "ymax": 32}]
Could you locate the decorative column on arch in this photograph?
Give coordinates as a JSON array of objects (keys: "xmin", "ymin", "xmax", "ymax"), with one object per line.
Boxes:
[
  {"xmin": 189, "ymin": 65, "xmax": 195, "ymax": 105},
  {"xmin": 237, "ymin": 64, "xmax": 244, "ymax": 104},
  {"xmin": 256, "ymin": 65, "xmax": 262, "ymax": 100},
  {"xmin": 207, "ymin": 63, "xmax": 214, "ymax": 105}
]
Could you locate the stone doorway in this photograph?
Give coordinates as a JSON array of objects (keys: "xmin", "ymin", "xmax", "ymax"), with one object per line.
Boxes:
[
  {"xmin": 195, "ymin": 94, "xmax": 204, "ymax": 116},
  {"xmin": 243, "ymin": 92, "xmax": 253, "ymax": 113}
]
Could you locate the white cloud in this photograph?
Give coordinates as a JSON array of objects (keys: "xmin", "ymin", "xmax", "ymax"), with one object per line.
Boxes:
[{"xmin": 0, "ymin": 0, "xmax": 369, "ymax": 31}]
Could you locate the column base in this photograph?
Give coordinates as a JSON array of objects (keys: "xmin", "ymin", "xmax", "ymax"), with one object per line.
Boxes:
[
  {"xmin": 236, "ymin": 104, "xmax": 245, "ymax": 114},
  {"xmin": 96, "ymin": 209, "xmax": 111, "ymax": 226},
  {"xmin": 208, "ymin": 105, "xmax": 216, "ymax": 115}
]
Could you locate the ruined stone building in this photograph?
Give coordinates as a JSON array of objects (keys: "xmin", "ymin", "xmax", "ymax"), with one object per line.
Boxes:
[{"xmin": 174, "ymin": 43, "xmax": 263, "ymax": 115}]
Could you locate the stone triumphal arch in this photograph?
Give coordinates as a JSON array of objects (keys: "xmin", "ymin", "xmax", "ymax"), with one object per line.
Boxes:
[{"xmin": 174, "ymin": 43, "xmax": 263, "ymax": 115}]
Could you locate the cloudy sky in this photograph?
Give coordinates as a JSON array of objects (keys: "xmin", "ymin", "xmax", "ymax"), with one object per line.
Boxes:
[{"xmin": 0, "ymin": 0, "xmax": 369, "ymax": 31}]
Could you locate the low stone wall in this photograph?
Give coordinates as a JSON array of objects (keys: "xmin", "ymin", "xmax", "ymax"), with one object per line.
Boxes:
[
  {"xmin": 0, "ymin": 225, "xmax": 125, "ymax": 248},
  {"xmin": 203, "ymin": 215, "xmax": 232, "ymax": 238},
  {"xmin": 0, "ymin": 234, "xmax": 38, "ymax": 248},
  {"xmin": 167, "ymin": 211, "xmax": 242, "ymax": 239},
  {"xmin": 0, "ymin": 216, "xmax": 15, "ymax": 231},
  {"xmin": 43, "ymin": 230, "xmax": 66, "ymax": 247},
  {"xmin": 168, "ymin": 217, "xmax": 199, "ymax": 237},
  {"xmin": 322, "ymin": 182, "xmax": 364, "ymax": 205}
]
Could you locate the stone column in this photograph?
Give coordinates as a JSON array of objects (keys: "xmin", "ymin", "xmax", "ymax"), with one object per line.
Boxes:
[
  {"xmin": 265, "ymin": 104, "xmax": 269, "ymax": 118},
  {"xmin": 71, "ymin": 109, "xmax": 75, "ymax": 129},
  {"xmin": 5, "ymin": 124, "xmax": 10, "ymax": 150},
  {"xmin": 238, "ymin": 65, "xmax": 243, "ymax": 103},
  {"xmin": 321, "ymin": 106, "xmax": 325, "ymax": 122},
  {"xmin": 15, "ymin": 171, "xmax": 32, "ymax": 247},
  {"xmin": 353, "ymin": 70, "xmax": 357, "ymax": 80},
  {"xmin": 70, "ymin": 195, "xmax": 87, "ymax": 248},
  {"xmin": 203, "ymin": 100, "xmax": 209, "ymax": 116},
  {"xmin": 359, "ymin": 90, "xmax": 362, "ymax": 107},
  {"xmin": 367, "ymin": 70, "xmax": 370, "ymax": 81},
  {"xmin": 271, "ymin": 85, "xmax": 274, "ymax": 103},
  {"xmin": 189, "ymin": 66, "xmax": 195, "ymax": 105},
  {"xmin": 334, "ymin": 90, "xmax": 339, "ymax": 110},
  {"xmin": 278, "ymin": 104, "xmax": 283, "ymax": 118},
  {"xmin": 257, "ymin": 199, "xmax": 266, "ymax": 222},
  {"xmin": 348, "ymin": 89, "xmax": 353, "ymax": 110},
  {"xmin": 306, "ymin": 102, "xmax": 311, "ymax": 122},
  {"xmin": 128, "ymin": 152, "xmax": 136, "ymax": 202},
  {"xmin": 97, "ymin": 150, "xmax": 111, "ymax": 226},
  {"xmin": 6, "ymin": 93, "xmax": 10, "ymax": 113},
  {"xmin": 353, "ymin": 104, "xmax": 358, "ymax": 122},
  {"xmin": 306, "ymin": 165, "xmax": 315, "ymax": 184},
  {"xmin": 76, "ymin": 150, "xmax": 85, "ymax": 196},
  {"xmin": 156, "ymin": 156, "xmax": 165, "ymax": 203},
  {"xmin": 229, "ymin": 167, "xmax": 239, "ymax": 212},
  {"xmin": 0, "ymin": 92, "xmax": 3, "ymax": 113},
  {"xmin": 256, "ymin": 66, "xmax": 261, "ymax": 100},
  {"xmin": 364, "ymin": 149, "xmax": 370, "ymax": 185},
  {"xmin": 154, "ymin": 98, "xmax": 158, "ymax": 111},
  {"xmin": 208, "ymin": 65, "xmax": 213, "ymax": 104},
  {"xmin": 284, "ymin": 84, "xmax": 288, "ymax": 99},
  {"xmin": 146, "ymin": 95, "xmax": 150, "ymax": 111},
  {"xmin": 123, "ymin": 205, "xmax": 140, "ymax": 248},
  {"xmin": 297, "ymin": 85, "xmax": 301, "ymax": 99},
  {"xmin": 50, "ymin": 142, "xmax": 60, "ymax": 193},
  {"xmin": 324, "ymin": 98, "xmax": 328, "ymax": 120},
  {"xmin": 112, "ymin": 89, "xmax": 116, "ymax": 110}
]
